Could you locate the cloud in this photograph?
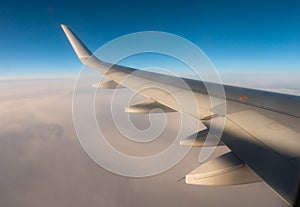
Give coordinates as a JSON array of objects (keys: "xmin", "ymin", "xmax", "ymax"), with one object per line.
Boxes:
[
  {"xmin": 0, "ymin": 78, "xmax": 288, "ymax": 207},
  {"xmin": 221, "ymin": 72, "xmax": 300, "ymax": 96}
]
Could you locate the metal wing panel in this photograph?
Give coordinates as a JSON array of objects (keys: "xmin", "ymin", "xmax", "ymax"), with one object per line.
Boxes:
[
  {"xmin": 206, "ymin": 115, "xmax": 300, "ymax": 206},
  {"xmin": 227, "ymin": 109, "xmax": 300, "ymax": 159}
]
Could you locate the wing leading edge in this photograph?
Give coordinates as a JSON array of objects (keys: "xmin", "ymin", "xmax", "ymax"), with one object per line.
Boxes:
[{"xmin": 61, "ymin": 24, "xmax": 300, "ymax": 206}]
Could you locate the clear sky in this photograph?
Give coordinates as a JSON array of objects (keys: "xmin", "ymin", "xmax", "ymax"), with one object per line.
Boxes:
[{"xmin": 1, "ymin": 0, "xmax": 300, "ymax": 76}]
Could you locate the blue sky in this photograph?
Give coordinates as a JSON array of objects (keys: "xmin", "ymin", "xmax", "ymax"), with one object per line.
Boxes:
[{"xmin": 0, "ymin": 0, "xmax": 300, "ymax": 76}]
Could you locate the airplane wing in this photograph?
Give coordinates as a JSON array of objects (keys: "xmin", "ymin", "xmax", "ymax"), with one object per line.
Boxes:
[{"xmin": 61, "ymin": 24, "xmax": 300, "ymax": 207}]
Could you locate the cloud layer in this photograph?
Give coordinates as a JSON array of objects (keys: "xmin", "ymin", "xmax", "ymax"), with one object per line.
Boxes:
[{"xmin": 0, "ymin": 78, "xmax": 289, "ymax": 207}]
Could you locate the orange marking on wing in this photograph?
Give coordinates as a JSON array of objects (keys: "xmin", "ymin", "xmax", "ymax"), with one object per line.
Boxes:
[{"xmin": 239, "ymin": 95, "xmax": 249, "ymax": 101}]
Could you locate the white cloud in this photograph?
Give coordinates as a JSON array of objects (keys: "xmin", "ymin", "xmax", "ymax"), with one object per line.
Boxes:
[{"xmin": 0, "ymin": 78, "xmax": 289, "ymax": 207}]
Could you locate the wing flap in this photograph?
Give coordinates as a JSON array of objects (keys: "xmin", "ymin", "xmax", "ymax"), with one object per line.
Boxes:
[
  {"xmin": 214, "ymin": 115, "xmax": 300, "ymax": 206},
  {"xmin": 227, "ymin": 110, "xmax": 300, "ymax": 159}
]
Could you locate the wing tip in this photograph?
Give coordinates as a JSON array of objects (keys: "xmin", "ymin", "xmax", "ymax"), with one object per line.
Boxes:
[
  {"xmin": 60, "ymin": 24, "xmax": 67, "ymax": 30},
  {"xmin": 60, "ymin": 24, "xmax": 92, "ymax": 63}
]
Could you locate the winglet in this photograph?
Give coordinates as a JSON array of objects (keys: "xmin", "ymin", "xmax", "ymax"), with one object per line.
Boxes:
[{"xmin": 61, "ymin": 24, "xmax": 92, "ymax": 63}]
